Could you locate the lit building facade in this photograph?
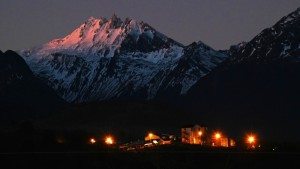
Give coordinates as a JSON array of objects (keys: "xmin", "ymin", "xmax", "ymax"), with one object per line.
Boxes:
[
  {"xmin": 181, "ymin": 124, "xmax": 208, "ymax": 144},
  {"xmin": 212, "ymin": 137, "xmax": 236, "ymax": 147}
]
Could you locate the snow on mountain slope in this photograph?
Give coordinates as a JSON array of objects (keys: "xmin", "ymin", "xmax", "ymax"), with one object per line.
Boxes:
[
  {"xmin": 19, "ymin": 15, "xmax": 226, "ymax": 102},
  {"xmin": 230, "ymin": 7, "xmax": 300, "ymax": 64},
  {"xmin": 150, "ymin": 41, "xmax": 227, "ymax": 99},
  {"xmin": 184, "ymin": 7, "xmax": 300, "ymax": 142}
]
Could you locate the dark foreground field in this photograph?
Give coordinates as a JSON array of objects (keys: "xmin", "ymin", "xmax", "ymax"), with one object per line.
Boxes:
[{"xmin": 1, "ymin": 151, "xmax": 299, "ymax": 169}]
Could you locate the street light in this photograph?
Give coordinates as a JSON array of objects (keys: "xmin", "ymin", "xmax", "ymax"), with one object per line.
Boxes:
[
  {"xmin": 149, "ymin": 133, "xmax": 153, "ymax": 143},
  {"xmin": 248, "ymin": 136, "xmax": 255, "ymax": 144},
  {"xmin": 213, "ymin": 132, "xmax": 221, "ymax": 146},
  {"xmin": 90, "ymin": 138, "xmax": 96, "ymax": 144},
  {"xmin": 198, "ymin": 131, "xmax": 203, "ymax": 145},
  {"xmin": 247, "ymin": 135, "xmax": 256, "ymax": 149},
  {"xmin": 198, "ymin": 131, "xmax": 202, "ymax": 136},
  {"xmin": 105, "ymin": 136, "xmax": 114, "ymax": 145}
]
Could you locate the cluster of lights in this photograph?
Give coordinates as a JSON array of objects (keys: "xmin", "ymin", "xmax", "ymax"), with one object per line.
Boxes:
[
  {"xmin": 211, "ymin": 131, "xmax": 258, "ymax": 148},
  {"xmin": 87, "ymin": 131, "xmax": 257, "ymax": 148},
  {"xmin": 88, "ymin": 136, "xmax": 115, "ymax": 145},
  {"xmin": 90, "ymin": 138, "xmax": 96, "ymax": 144},
  {"xmin": 105, "ymin": 136, "xmax": 114, "ymax": 145},
  {"xmin": 148, "ymin": 133, "xmax": 159, "ymax": 145}
]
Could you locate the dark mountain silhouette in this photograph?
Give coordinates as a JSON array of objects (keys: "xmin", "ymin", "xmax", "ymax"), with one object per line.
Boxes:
[
  {"xmin": 0, "ymin": 50, "xmax": 66, "ymax": 123},
  {"xmin": 185, "ymin": 7, "xmax": 300, "ymax": 142}
]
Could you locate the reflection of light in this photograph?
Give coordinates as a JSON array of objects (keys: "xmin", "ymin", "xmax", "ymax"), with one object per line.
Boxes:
[
  {"xmin": 90, "ymin": 138, "xmax": 96, "ymax": 144},
  {"xmin": 153, "ymin": 140, "xmax": 158, "ymax": 144},
  {"xmin": 105, "ymin": 136, "xmax": 114, "ymax": 145}
]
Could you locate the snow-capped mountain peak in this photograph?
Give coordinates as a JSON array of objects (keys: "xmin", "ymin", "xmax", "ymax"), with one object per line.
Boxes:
[
  {"xmin": 107, "ymin": 14, "xmax": 123, "ymax": 28},
  {"xmin": 47, "ymin": 15, "xmax": 126, "ymax": 52},
  {"xmin": 19, "ymin": 15, "xmax": 226, "ymax": 102},
  {"xmin": 25, "ymin": 15, "xmax": 181, "ymax": 59}
]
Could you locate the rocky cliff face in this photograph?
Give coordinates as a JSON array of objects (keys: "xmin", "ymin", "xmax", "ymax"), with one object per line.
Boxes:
[
  {"xmin": 19, "ymin": 15, "xmax": 226, "ymax": 103},
  {"xmin": 229, "ymin": 7, "xmax": 300, "ymax": 64}
]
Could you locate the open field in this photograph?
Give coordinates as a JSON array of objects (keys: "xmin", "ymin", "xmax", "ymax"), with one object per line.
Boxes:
[{"xmin": 1, "ymin": 151, "xmax": 299, "ymax": 169}]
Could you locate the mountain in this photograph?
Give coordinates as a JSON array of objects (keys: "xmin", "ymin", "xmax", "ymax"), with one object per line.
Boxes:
[
  {"xmin": 0, "ymin": 50, "xmax": 66, "ymax": 121},
  {"xmin": 154, "ymin": 41, "xmax": 227, "ymax": 100},
  {"xmin": 19, "ymin": 15, "xmax": 227, "ymax": 103},
  {"xmin": 230, "ymin": 7, "xmax": 300, "ymax": 64},
  {"xmin": 219, "ymin": 41, "xmax": 247, "ymax": 57},
  {"xmin": 185, "ymin": 7, "xmax": 300, "ymax": 141}
]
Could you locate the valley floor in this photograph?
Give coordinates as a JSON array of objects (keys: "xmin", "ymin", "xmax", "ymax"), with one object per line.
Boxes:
[{"xmin": 1, "ymin": 151, "xmax": 299, "ymax": 169}]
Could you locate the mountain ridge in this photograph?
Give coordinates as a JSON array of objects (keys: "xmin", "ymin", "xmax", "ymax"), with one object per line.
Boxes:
[
  {"xmin": 0, "ymin": 50, "xmax": 66, "ymax": 120},
  {"xmin": 2, "ymin": 7, "xmax": 300, "ymax": 141},
  {"xmin": 185, "ymin": 7, "xmax": 300, "ymax": 141},
  {"xmin": 229, "ymin": 7, "xmax": 300, "ymax": 64},
  {"xmin": 19, "ymin": 15, "xmax": 227, "ymax": 103}
]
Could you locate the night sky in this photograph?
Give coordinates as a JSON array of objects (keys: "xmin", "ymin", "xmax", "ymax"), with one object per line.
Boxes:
[{"xmin": 1, "ymin": 0, "xmax": 300, "ymax": 51}]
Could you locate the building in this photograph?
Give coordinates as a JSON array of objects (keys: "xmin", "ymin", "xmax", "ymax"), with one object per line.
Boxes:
[
  {"xmin": 212, "ymin": 137, "xmax": 236, "ymax": 147},
  {"xmin": 181, "ymin": 124, "xmax": 208, "ymax": 144}
]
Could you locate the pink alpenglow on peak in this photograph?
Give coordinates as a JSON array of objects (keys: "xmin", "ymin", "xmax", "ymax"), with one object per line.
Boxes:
[
  {"xmin": 17, "ymin": 15, "xmax": 227, "ymax": 103},
  {"xmin": 37, "ymin": 14, "xmax": 172, "ymax": 56}
]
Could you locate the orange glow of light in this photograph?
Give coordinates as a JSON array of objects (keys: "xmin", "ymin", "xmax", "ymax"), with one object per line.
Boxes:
[
  {"xmin": 248, "ymin": 135, "xmax": 255, "ymax": 144},
  {"xmin": 90, "ymin": 138, "xmax": 96, "ymax": 144},
  {"xmin": 105, "ymin": 136, "xmax": 114, "ymax": 145},
  {"xmin": 56, "ymin": 138, "xmax": 64, "ymax": 144},
  {"xmin": 215, "ymin": 133, "xmax": 221, "ymax": 139},
  {"xmin": 198, "ymin": 131, "xmax": 202, "ymax": 136},
  {"xmin": 149, "ymin": 133, "xmax": 153, "ymax": 142}
]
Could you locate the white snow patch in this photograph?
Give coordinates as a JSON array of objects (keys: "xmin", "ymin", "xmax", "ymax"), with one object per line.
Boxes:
[
  {"xmin": 266, "ymin": 48, "xmax": 272, "ymax": 56},
  {"xmin": 280, "ymin": 45, "xmax": 291, "ymax": 57},
  {"xmin": 250, "ymin": 48, "xmax": 256, "ymax": 56},
  {"xmin": 284, "ymin": 17, "xmax": 294, "ymax": 23},
  {"xmin": 144, "ymin": 30, "xmax": 154, "ymax": 39}
]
